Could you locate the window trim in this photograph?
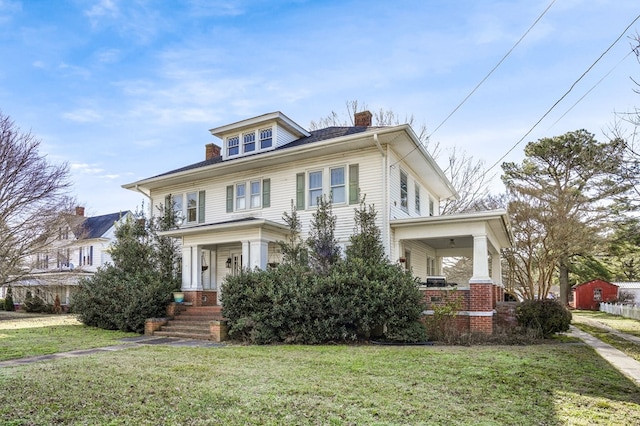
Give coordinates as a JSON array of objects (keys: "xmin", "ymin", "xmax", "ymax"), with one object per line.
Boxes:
[
  {"xmin": 300, "ymin": 164, "xmax": 355, "ymax": 209},
  {"xmin": 227, "ymin": 178, "xmax": 270, "ymax": 212},
  {"xmin": 225, "ymin": 127, "xmax": 274, "ymax": 158},
  {"xmin": 330, "ymin": 166, "xmax": 346, "ymax": 204},
  {"xmin": 259, "ymin": 128, "xmax": 273, "ymax": 149},
  {"xmin": 227, "ymin": 135, "xmax": 240, "ymax": 157},
  {"xmin": 415, "ymin": 184, "xmax": 421, "ymax": 214},
  {"xmin": 243, "ymin": 132, "xmax": 256, "ymax": 153}
]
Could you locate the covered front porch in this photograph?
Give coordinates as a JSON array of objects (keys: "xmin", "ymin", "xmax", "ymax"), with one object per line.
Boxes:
[
  {"xmin": 160, "ymin": 218, "xmax": 290, "ymax": 306},
  {"xmin": 391, "ymin": 210, "xmax": 513, "ymax": 334}
]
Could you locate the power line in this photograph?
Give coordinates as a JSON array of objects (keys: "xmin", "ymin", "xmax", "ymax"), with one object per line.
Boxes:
[
  {"xmin": 485, "ymin": 13, "xmax": 640, "ymax": 174},
  {"xmin": 547, "ymin": 50, "xmax": 634, "ymax": 130},
  {"xmin": 390, "ymin": 0, "xmax": 556, "ymax": 169}
]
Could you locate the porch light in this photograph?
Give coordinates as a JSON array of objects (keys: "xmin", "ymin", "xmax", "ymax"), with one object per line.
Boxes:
[{"xmin": 226, "ymin": 257, "xmax": 232, "ymax": 268}]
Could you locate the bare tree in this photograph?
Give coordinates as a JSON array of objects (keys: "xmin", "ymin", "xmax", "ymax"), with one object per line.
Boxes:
[{"xmin": 0, "ymin": 112, "xmax": 72, "ymax": 284}]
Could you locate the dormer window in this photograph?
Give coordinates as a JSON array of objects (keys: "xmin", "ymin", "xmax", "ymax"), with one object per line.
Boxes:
[
  {"xmin": 243, "ymin": 133, "xmax": 256, "ymax": 153},
  {"xmin": 260, "ymin": 128, "xmax": 273, "ymax": 149},
  {"xmin": 227, "ymin": 136, "xmax": 239, "ymax": 156}
]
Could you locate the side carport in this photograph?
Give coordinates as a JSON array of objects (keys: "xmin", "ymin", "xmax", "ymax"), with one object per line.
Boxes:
[{"xmin": 390, "ymin": 210, "xmax": 513, "ymax": 334}]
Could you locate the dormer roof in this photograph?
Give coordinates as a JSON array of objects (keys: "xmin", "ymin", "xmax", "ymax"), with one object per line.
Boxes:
[{"xmin": 209, "ymin": 111, "xmax": 310, "ymax": 139}]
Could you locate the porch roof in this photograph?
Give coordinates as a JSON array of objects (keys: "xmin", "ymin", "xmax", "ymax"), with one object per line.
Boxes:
[
  {"xmin": 390, "ymin": 209, "xmax": 512, "ymax": 256},
  {"xmin": 159, "ymin": 217, "xmax": 290, "ymax": 238}
]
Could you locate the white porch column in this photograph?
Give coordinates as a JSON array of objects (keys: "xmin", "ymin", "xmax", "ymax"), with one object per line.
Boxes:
[
  {"xmin": 211, "ymin": 250, "xmax": 218, "ymax": 290},
  {"xmin": 181, "ymin": 246, "xmax": 192, "ymax": 290},
  {"xmin": 192, "ymin": 245, "xmax": 204, "ymax": 290},
  {"xmin": 250, "ymin": 240, "xmax": 268, "ymax": 270},
  {"xmin": 241, "ymin": 241, "xmax": 250, "ymax": 269},
  {"xmin": 470, "ymin": 234, "xmax": 491, "ymax": 282},
  {"xmin": 491, "ymin": 254, "xmax": 502, "ymax": 286}
]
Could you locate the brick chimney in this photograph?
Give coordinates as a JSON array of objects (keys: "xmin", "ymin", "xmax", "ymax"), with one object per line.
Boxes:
[
  {"xmin": 205, "ymin": 143, "xmax": 221, "ymax": 160},
  {"xmin": 75, "ymin": 206, "xmax": 85, "ymax": 216},
  {"xmin": 354, "ymin": 110, "xmax": 372, "ymax": 127}
]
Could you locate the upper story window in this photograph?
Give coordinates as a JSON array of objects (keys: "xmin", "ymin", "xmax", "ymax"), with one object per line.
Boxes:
[
  {"xmin": 415, "ymin": 184, "xmax": 421, "ymax": 214},
  {"xmin": 400, "ymin": 170, "xmax": 408, "ymax": 211},
  {"xmin": 309, "ymin": 171, "xmax": 323, "ymax": 207},
  {"xmin": 260, "ymin": 128, "xmax": 273, "ymax": 149},
  {"xmin": 236, "ymin": 183, "xmax": 246, "ymax": 210},
  {"xmin": 250, "ymin": 181, "xmax": 261, "ymax": 208},
  {"xmin": 296, "ymin": 164, "xmax": 359, "ymax": 210},
  {"xmin": 167, "ymin": 191, "xmax": 205, "ymax": 225},
  {"xmin": 243, "ymin": 133, "xmax": 255, "ymax": 153},
  {"xmin": 429, "ymin": 197, "xmax": 435, "ymax": 216},
  {"xmin": 331, "ymin": 167, "xmax": 345, "ymax": 204},
  {"xmin": 226, "ymin": 179, "xmax": 271, "ymax": 212}
]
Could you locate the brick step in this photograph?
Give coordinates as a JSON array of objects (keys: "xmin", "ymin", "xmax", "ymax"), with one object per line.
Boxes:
[
  {"xmin": 154, "ymin": 331, "xmax": 212, "ymax": 340},
  {"xmin": 172, "ymin": 315, "xmax": 225, "ymax": 322},
  {"xmin": 182, "ymin": 306, "xmax": 222, "ymax": 313},
  {"xmin": 161, "ymin": 324, "xmax": 210, "ymax": 333}
]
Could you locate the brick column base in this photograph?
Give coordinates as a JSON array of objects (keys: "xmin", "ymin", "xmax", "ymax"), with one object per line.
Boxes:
[
  {"xmin": 469, "ymin": 282, "xmax": 495, "ymax": 334},
  {"xmin": 144, "ymin": 318, "xmax": 168, "ymax": 335},
  {"xmin": 210, "ymin": 320, "xmax": 228, "ymax": 342}
]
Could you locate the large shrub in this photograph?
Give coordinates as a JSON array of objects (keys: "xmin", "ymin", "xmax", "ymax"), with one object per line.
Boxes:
[
  {"xmin": 222, "ymin": 200, "xmax": 427, "ymax": 344},
  {"xmin": 71, "ymin": 206, "xmax": 181, "ymax": 333},
  {"xmin": 23, "ymin": 290, "xmax": 51, "ymax": 313},
  {"xmin": 516, "ymin": 299, "xmax": 572, "ymax": 337}
]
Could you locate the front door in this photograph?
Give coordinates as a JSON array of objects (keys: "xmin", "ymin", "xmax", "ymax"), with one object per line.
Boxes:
[{"xmin": 230, "ymin": 252, "xmax": 242, "ymax": 276}]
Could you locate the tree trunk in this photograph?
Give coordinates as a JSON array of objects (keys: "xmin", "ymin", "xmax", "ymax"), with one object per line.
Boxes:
[{"xmin": 558, "ymin": 260, "xmax": 570, "ymax": 306}]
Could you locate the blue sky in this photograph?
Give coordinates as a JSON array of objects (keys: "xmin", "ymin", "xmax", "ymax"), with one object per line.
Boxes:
[{"xmin": 1, "ymin": 0, "xmax": 639, "ymax": 215}]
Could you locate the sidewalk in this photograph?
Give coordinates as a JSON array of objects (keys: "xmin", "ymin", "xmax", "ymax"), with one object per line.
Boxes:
[
  {"xmin": 568, "ymin": 325, "xmax": 640, "ymax": 387},
  {"xmin": 0, "ymin": 336, "xmax": 223, "ymax": 368}
]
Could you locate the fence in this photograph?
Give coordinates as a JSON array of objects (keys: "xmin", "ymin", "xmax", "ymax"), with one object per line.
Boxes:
[{"xmin": 599, "ymin": 302, "xmax": 640, "ymax": 320}]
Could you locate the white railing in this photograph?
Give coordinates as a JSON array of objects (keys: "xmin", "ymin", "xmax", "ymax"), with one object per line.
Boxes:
[{"xmin": 599, "ymin": 302, "xmax": 640, "ymax": 320}]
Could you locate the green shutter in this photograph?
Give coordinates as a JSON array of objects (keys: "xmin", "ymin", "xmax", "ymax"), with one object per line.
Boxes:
[
  {"xmin": 296, "ymin": 173, "xmax": 305, "ymax": 209},
  {"xmin": 262, "ymin": 179, "xmax": 271, "ymax": 208},
  {"xmin": 349, "ymin": 164, "xmax": 359, "ymax": 204},
  {"xmin": 198, "ymin": 190, "xmax": 205, "ymax": 223},
  {"xmin": 226, "ymin": 185, "xmax": 234, "ymax": 213}
]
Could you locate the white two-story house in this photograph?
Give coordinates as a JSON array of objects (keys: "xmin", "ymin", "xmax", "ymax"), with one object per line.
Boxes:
[
  {"xmin": 124, "ymin": 111, "xmax": 512, "ymax": 333},
  {"xmin": 2, "ymin": 207, "xmax": 131, "ymax": 308}
]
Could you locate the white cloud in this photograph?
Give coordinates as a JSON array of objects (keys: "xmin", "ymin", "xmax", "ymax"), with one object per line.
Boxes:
[
  {"xmin": 62, "ymin": 109, "xmax": 102, "ymax": 123},
  {"xmin": 71, "ymin": 163, "xmax": 105, "ymax": 174}
]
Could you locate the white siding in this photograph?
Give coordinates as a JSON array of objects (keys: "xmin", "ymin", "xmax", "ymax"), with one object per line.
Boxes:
[{"xmin": 274, "ymin": 124, "xmax": 299, "ymax": 148}]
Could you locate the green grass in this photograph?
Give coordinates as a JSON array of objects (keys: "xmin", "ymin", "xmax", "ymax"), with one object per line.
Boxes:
[
  {"xmin": 572, "ymin": 310, "xmax": 640, "ymax": 337},
  {"xmin": 1, "ymin": 342, "xmax": 639, "ymax": 424},
  {"xmin": 0, "ymin": 312, "xmax": 137, "ymax": 361},
  {"xmin": 572, "ymin": 322, "xmax": 640, "ymax": 363}
]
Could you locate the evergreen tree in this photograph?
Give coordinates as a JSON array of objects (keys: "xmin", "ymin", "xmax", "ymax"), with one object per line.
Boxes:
[
  {"xmin": 307, "ymin": 195, "xmax": 340, "ymax": 275},
  {"xmin": 3, "ymin": 285, "xmax": 15, "ymax": 311}
]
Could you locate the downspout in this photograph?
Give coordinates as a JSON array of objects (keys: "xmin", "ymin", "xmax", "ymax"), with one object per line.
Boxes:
[{"xmin": 373, "ymin": 134, "xmax": 391, "ymax": 258}]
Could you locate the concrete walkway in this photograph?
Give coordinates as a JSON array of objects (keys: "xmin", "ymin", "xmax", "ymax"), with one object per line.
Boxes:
[
  {"xmin": 569, "ymin": 325, "xmax": 640, "ymax": 387},
  {"xmin": 0, "ymin": 336, "xmax": 223, "ymax": 368}
]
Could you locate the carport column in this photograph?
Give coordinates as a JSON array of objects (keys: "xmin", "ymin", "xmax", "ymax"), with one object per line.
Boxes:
[
  {"xmin": 249, "ymin": 240, "xmax": 268, "ymax": 270},
  {"xmin": 469, "ymin": 234, "xmax": 494, "ymax": 334}
]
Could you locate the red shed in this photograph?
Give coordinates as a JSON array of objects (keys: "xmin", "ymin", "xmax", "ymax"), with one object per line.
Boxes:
[{"xmin": 571, "ymin": 279, "xmax": 618, "ymax": 310}]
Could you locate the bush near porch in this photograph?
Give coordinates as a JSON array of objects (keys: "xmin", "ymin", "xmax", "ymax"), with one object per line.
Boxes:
[{"xmin": 222, "ymin": 260, "xmax": 426, "ymax": 344}]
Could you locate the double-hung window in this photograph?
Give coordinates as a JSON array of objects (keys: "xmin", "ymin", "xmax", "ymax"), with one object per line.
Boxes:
[
  {"xmin": 243, "ymin": 133, "xmax": 255, "ymax": 153},
  {"xmin": 236, "ymin": 183, "xmax": 246, "ymax": 210},
  {"xmin": 309, "ymin": 171, "xmax": 323, "ymax": 207},
  {"xmin": 227, "ymin": 136, "xmax": 239, "ymax": 156},
  {"xmin": 400, "ymin": 170, "xmax": 408, "ymax": 211},
  {"xmin": 227, "ymin": 179, "xmax": 271, "ymax": 212},
  {"xmin": 415, "ymin": 184, "xmax": 421, "ymax": 214},
  {"xmin": 250, "ymin": 181, "xmax": 261, "ymax": 208},
  {"xmin": 429, "ymin": 197, "xmax": 435, "ymax": 216},
  {"xmin": 186, "ymin": 192, "xmax": 198, "ymax": 222},
  {"xmin": 330, "ymin": 167, "xmax": 345, "ymax": 203},
  {"xmin": 297, "ymin": 164, "xmax": 359, "ymax": 210},
  {"xmin": 260, "ymin": 128, "xmax": 272, "ymax": 149}
]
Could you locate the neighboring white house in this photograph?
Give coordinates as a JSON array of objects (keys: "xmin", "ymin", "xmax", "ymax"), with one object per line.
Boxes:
[
  {"xmin": 1, "ymin": 207, "xmax": 131, "ymax": 307},
  {"xmin": 123, "ymin": 110, "xmax": 512, "ymax": 333}
]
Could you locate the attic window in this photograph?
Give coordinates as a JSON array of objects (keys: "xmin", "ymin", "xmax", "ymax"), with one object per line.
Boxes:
[
  {"xmin": 243, "ymin": 133, "xmax": 255, "ymax": 153},
  {"xmin": 227, "ymin": 136, "xmax": 239, "ymax": 156},
  {"xmin": 260, "ymin": 128, "xmax": 273, "ymax": 149}
]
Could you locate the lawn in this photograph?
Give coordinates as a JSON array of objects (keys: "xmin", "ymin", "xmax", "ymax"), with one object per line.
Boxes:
[
  {"xmin": 0, "ymin": 312, "xmax": 137, "ymax": 361},
  {"xmin": 0, "ymin": 319, "xmax": 639, "ymax": 425},
  {"xmin": 572, "ymin": 310, "xmax": 640, "ymax": 337}
]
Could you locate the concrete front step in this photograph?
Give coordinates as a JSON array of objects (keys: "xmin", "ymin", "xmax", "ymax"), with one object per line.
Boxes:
[{"xmin": 172, "ymin": 315, "xmax": 224, "ymax": 322}]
